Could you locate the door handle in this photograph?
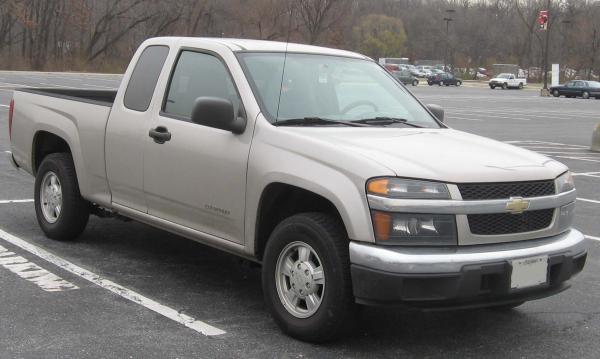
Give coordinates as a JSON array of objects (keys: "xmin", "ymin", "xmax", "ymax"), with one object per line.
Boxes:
[{"xmin": 149, "ymin": 126, "xmax": 171, "ymax": 144}]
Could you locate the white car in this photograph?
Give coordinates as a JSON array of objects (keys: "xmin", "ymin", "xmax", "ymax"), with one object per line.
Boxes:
[{"xmin": 489, "ymin": 73, "xmax": 527, "ymax": 89}]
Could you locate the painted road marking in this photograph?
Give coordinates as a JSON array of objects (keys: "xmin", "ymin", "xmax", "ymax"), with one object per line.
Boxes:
[
  {"xmin": 4, "ymin": 150, "xmax": 12, "ymax": 154},
  {"xmin": 0, "ymin": 199, "xmax": 34, "ymax": 204},
  {"xmin": 585, "ymin": 235, "xmax": 600, "ymax": 242},
  {"xmin": 577, "ymin": 198, "xmax": 600, "ymax": 205},
  {"xmin": 507, "ymin": 141, "xmax": 600, "ymax": 163},
  {"xmin": 0, "ymin": 244, "xmax": 78, "ymax": 292},
  {"xmin": 0, "ymin": 227, "xmax": 226, "ymax": 336},
  {"xmin": 0, "ymin": 104, "xmax": 8, "ymax": 108}
]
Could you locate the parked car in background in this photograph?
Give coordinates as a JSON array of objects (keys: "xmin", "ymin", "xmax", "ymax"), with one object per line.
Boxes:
[
  {"xmin": 428, "ymin": 72, "xmax": 462, "ymax": 86},
  {"xmin": 550, "ymin": 80, "xmax": 600, "ymax": 99},
  {"xmin": 489, "ymin": 73, "xmax": 527, "ymax": 89},
  {"xmin": 393, "ymin": 70, "xmax": 419, "ymax": 86}
]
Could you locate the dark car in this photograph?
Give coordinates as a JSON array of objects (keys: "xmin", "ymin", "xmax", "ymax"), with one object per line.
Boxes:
[
  {"xmin": 550, "ymin": 80, "xmax": 600, "ymax": 99},
  {"xmin": 427, "ymin": 72, "xmax": 462, "ymax": 86},
  {"xmin": 393, "ymin": 70, "xmax": 419, "ymax": 86}
]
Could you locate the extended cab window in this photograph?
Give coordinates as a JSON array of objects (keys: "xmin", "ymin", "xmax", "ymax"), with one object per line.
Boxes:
[
  {"xmin": 163, "ymin": 51, "xmax": 241, "ymax": 120},
  {"xmin": 124, "ymin": 45, "xmax": 169, "ymax": 112}
]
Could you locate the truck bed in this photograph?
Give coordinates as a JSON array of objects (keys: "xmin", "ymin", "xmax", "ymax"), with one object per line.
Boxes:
[{"xmin": 18, "ymin": 88, "xmax": 117, "ymax": 107}]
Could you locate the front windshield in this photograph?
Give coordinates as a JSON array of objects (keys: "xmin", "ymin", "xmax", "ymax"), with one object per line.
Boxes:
[
  {"xmin": 498, "ymin": 73, "xmax": 511, "ymax": 79},
  {"xmin": 238, "ymin": 52, "xmax": 441, "ymax": 128}
]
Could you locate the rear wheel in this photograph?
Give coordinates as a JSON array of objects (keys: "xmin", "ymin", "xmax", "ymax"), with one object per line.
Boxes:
[
  {"xmin": 518, "ymin": 83, "xmax": 524, "ymax": 89},
  {"xmin": 428, "ymin": 81, "xmax": 433, "ymax": 86},
  {"xmin": 34, "ymin": 153, "xmax": 89, "ymax": 241},
  {"xmin": 412, "ymin": 79, "xmax": 418, "ymax": 86},
  {"xmin": 456, "ymin": 81, "xmax": 462, "ymax": 87},
  {"xmin": 582, "ymin": 91, "xmax": 590, "ymax": 99},
  {"xmin": 262, "ymin": 212, "xmax": 355, "ymax": 343},
  {"xmin": 439, "ymin": 81, "xmax": 444, "ymax": 86}
]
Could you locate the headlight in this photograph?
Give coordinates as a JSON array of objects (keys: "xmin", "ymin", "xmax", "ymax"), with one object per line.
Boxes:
[
  {"xmin": 371, "ymin": 211, "xmax": 457, "ymax": 245},
  {"xmin": 367, "ymin": 178, "xmax": 450, "ymax": 199},
  {"xmin": 556, "ymin": 171, "xmax": 575, "ymax": 193}
]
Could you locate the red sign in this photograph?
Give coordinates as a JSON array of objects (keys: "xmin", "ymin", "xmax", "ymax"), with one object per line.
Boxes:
[{"xmin": 538, "ymin": 10, "xmax": 549, "ymax": 30}]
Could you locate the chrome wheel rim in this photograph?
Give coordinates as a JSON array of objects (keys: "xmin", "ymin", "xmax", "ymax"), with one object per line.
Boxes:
[
  {"xmin": 40, "ymin": 171, "xmax": 62, "ymax": 223},
  {"xmin": 275, "ymin": 241, "xmax": 325, "ymax": 318}
]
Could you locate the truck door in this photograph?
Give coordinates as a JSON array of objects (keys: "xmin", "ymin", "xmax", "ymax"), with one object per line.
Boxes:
[
  {"xmin": 143, "ymin": 50, "xmax": 251, "ymax": 244},
  {"xmin": 105, "ymin": 45, "xmax": 170, "ymax": 212}
]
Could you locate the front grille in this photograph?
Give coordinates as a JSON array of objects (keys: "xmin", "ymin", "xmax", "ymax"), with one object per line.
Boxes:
[
  {"xmin": 458, "ymin": 180, "xmax": 555, "ymax": 200},
  {"xmin": 467, "ymin": 209, "xmax": 555, "ymax": 235}
]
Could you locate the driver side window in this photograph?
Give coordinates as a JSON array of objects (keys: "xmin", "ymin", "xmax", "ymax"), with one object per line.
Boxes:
[{"xmin": 163, "ymin": 51, "xmax": 241, "ymax": 121}]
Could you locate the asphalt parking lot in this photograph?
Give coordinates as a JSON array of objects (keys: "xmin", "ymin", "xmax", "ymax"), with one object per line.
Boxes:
[{"xmin": 1, "ymin": 72, "xmax": 599, "ymax": 358}]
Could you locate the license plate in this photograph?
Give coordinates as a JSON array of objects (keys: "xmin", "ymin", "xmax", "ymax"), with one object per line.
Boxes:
[{"xmin": 510, "ymin": 255, "xmax": 548, "ymax": 290}]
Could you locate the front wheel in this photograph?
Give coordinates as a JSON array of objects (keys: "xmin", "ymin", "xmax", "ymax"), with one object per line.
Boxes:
[
  {"xmin": 412, "ymin": 79, "xmax": 418, "ymax": 86},
  {"xmin": 502, "ymin": 83, "xmax": 508, "ymax": 90},
  {"xmin": 490, "ymin": 85, "xmax": 496, "ymax": 89},
  {"xmin": 34, "ymin": 153, "xmax": 90, "ymax": 241},
  {"xmin": 553, "ymin": 90, "xmax": 560, "ymax": 97},
  {"xmin": 428, "ymin": 82, "xmax": 433, "ymax": 86},
  {"xmin": 262, "ymin": 212, "xmax": 355, "ymax": 343}
]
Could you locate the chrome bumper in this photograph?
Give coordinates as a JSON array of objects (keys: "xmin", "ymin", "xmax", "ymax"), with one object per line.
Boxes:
[{"xmin": 350, "ymin": 229, "xmax": 587, "ymax": 274}]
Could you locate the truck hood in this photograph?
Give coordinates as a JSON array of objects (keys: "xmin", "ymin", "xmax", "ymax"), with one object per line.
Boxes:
[{"xmin": 290, "ymin": 128, "xmax": 566, "ymax": 183}]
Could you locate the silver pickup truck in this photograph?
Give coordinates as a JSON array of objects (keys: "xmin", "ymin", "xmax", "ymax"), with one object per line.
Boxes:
[{"xmin": 8, "ymin": 37, "xmax": 587, "ymax": 342}]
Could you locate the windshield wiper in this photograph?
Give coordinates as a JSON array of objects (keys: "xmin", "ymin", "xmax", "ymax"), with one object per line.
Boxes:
[
  {"xmin": 354, "ymin": 117, "xmax": 424, "ymax": 128},
  {"xmin": 274, "ymin": 117, "xmax": 369, "ymax": 127}
]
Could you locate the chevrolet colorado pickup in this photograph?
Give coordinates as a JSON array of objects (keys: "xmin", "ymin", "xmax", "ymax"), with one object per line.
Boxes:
[{"xmin": 8, "ymin": 37, "xmax": 587, "ymax": 343}]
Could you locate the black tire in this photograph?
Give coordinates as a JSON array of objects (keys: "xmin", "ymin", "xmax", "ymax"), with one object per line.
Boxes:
[
  {"xmin": 412, "ymin": 79, "xmax": 418, "ymax": 86},
  {"xmin": 262, "ymin": 212, "xmax": 355, "ymax": 343},
  {"xmin": 456, "ymin": 81, "xmax": 462, "ymax": 87},
  {"xmin": 582, "ymin": 91, "xmax": 590, "ymax": 99},
  {"xmin": 502, "ymin": 83, "xmax": 508, "ymax": 90},
  {"xmin": 488, "ymin": 301, "xmax": 525, "ymax": 311},
  {"xmin": 428, "ymin": 82, "xmax": 433, "ymax": 86},
  {"xmin": 553, "ymin": 90, "xmax": 560, "ymax": 97},
  {"xmin": 439, "ymin": 81, "xmax": 444, "ymax": 86},
  {"xmin": 490, "ymin": 85, "xmax": 496, "ymax": 89},
  {"xmin": 34, "ymin": 153, "xmax": 90, "ymax": 241},
  {"xmin": 518, "ymin": 82, "xmax": 524, "ymax": 89}
]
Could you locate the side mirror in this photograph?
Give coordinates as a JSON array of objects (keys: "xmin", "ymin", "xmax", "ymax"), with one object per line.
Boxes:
[
  {"xmin": 191, "ymin": 97, "xmax": 246, "ymax": 134},
  {"xmin": 426, "ymin": 104, "xmax": 444, "ymax": 122}
]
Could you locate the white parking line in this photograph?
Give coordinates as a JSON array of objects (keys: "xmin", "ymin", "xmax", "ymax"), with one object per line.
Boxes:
[
  {"xmin": 585, "ymin": 235, "xmax": 600, "ymax": 242},
  {"xmin": 447, "ymin": 116, "xmax": 483, "ymax": 121},
  {"xmin": 0, "ymin": 104, "xmax": 8, "ymax": 108},
  {"xmin": 0, "ymin": 228, "xmax": 226, "ymax": 336},
  {"xmin": 577, "ymin": 197, "xmax": 600, "ymax": 205},
  {"xmin": 0, "ymin": 244, "xmax": 78, "ymax": 292},
  {"xmin": 0, "ymin": 199, "xmax": 34, "ymax": 204}
]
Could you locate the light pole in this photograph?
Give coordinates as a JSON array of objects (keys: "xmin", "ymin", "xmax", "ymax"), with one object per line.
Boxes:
[
  {"xmin": 542, "ymin": 0, "xmax": 551, "ymax": 91},
  {"xmin": 443, "ymin": 9, "xmax": 455, "ymax": 72}
]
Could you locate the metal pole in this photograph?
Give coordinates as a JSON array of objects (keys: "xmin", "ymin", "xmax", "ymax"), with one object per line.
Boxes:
[{"xmin": 543, "ymin": 0, "xmax": 551, "ymax": 90}]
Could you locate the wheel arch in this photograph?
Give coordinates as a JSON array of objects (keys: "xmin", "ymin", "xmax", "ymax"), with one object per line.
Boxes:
[{"xmin": 254, "ymin": 182, "xmax": 349, "ymax": 261}]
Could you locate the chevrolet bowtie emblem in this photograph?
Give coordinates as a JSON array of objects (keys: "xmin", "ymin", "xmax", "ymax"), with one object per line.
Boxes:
[{"xmin": 505, "ymin": 197, "xmax": 530, "ymax": 214}]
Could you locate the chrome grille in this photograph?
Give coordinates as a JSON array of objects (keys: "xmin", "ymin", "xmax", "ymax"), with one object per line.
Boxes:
[
  {"xmin": 467, "ymin": 209, "xmax": 555, "ymax": 235},
  {"xmin": 458, "ymin": 180, "xmax": 555, "ymax": 200}
]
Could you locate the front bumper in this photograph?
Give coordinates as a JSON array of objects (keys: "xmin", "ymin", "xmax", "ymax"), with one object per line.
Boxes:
[{"xmin": 350, "ymin": 229, "xmax": 587, "ymax": 308}]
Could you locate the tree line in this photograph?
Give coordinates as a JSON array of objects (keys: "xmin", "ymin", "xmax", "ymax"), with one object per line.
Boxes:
[{"xmin": 0, "ymin": 0, "xmax": 598, "ymax": 80}]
